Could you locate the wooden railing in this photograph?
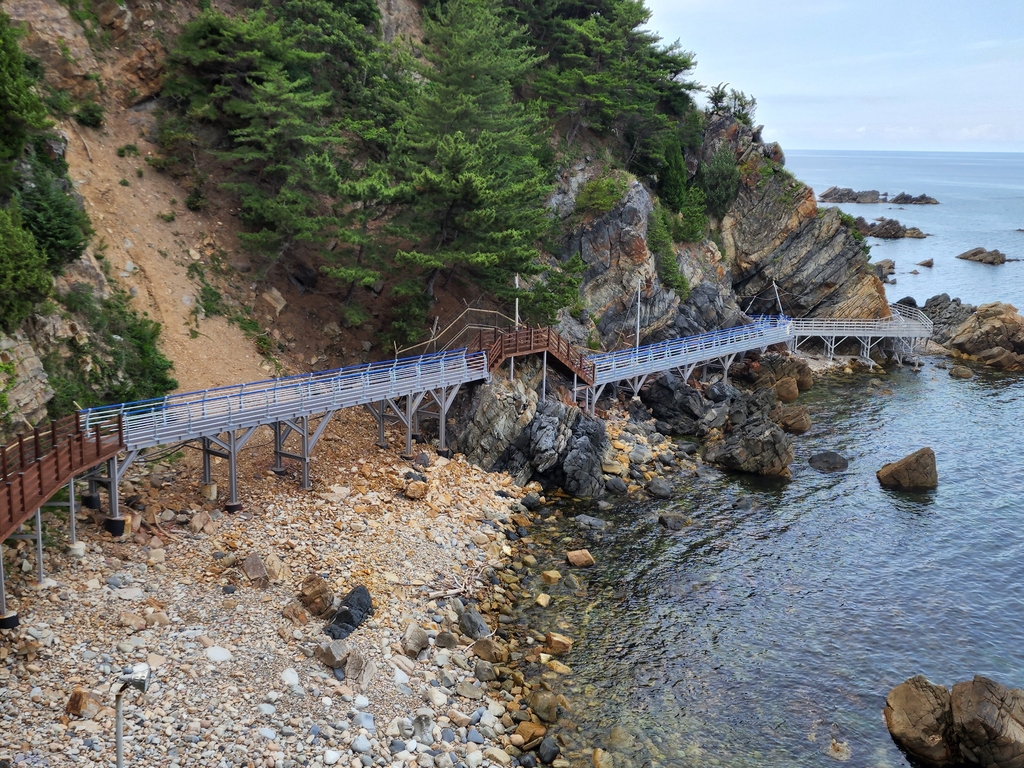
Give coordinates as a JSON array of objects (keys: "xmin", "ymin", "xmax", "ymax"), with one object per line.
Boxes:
[
  {"xmin": 471, "ymin": 326, "xmax": 596, "ymax": 385},
  {"xmin": 1, "ymin": 414, "xmax": 123, "ymax": 544}
]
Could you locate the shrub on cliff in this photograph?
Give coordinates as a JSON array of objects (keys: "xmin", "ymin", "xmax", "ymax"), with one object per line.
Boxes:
[
  {"xmin": 0, "ymin": 12, "xmax": 49, "ymax": 196},
  {"xmin": 699, "ymin": 147, "xmax": 741, "ymax": 219},
  {"xmin": 17, "ymin": 147, "xmax": 93, "ymax": 270},
  {"xmin": 0, "ymin": 206, "xmax": 52, "ymax": 332}
]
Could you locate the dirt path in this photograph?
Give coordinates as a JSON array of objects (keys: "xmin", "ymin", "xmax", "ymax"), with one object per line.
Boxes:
[{"xmin": 63, "ymin": 110, "xmax": 270, "ymax": 394}]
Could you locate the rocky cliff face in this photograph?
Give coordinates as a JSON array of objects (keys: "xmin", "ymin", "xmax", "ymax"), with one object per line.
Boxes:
[{"xmin": 701, "ymin": 114, "xmax": 890, "ymax": 319}]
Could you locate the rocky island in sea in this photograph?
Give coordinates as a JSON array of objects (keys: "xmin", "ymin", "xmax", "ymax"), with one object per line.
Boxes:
[{"xmin": 819, "ymin": 187, "xmax": 940, "ymax": 204}]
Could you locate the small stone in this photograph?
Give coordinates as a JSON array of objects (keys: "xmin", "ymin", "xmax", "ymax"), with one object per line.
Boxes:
[
  {"xmin": 323, "ymin": 750, "xmax": 341, "ymax": 766},
  {"xmin": 435, "ymin": 632, "xmax": 458, "ymax": 649},
  {"xmin": 456, "ymin": 681, "xmax": 484, "ymax": 699},
  {"xmin": 458, "ymin": 609, "xmax": 490, "ymax": 640},
  {"xmin": 540, "ymin": 570, "xmax": 561, "ymax": 585},
  {"xmin": 405, "ymin": 480, "xmax": 429, "ymax": 500},
  {"xmin": 315, "ymin": 640, "xmax": 350, "ymax": 669},
  {"xmin": 241, "ymin": 552, "xmax": 269, "ymax": 587},
  {"xmin": 483, "ymin": 747, "xmax": 512, "ymax": 766},
  {"xmin": 535, "ymin": 593, "xmax": 551, "ymax": 608},
  {"xmin": 206, "ymin": 646, "xmax": 232, "ymax": 662},
  {"xmin": 538, "ymin": 736, "xmax": 560, "ymax": 764},
  {"xmin": 471, "ymin": 637, "xmax": 509, "ymax": 664},
  {"xmin": 119, "ymin": 611, "xmax": 147, "ymax": 631},
  {"xmin": 566, "ymin": 549, "xmax": 595, "ymax": 567},
  {"xmin": 403, "ymin": 623, "xmax": 430, "ymax": 656},
  {"xmin": 352, "ymin": 734, "xmax": 372, "ymax": 753},
  {"xmin": 259, "ymin": 727, "xmax": 277, "ymax": 740},
  {"xmin": 281, "ymin": 668, "xmax": 299, "ymax": 686},
  {"xmin": 545, "ymin": 632, "xmax": 573, "ymax": 656}
]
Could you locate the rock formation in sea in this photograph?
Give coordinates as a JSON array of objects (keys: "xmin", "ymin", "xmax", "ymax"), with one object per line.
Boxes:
[
  {"xmin": 885, "ymin": 675, "xmax": 1024, "ymax": 768},
  {"xmin": 819, "ymin": 187, "xmax": 939, "ymax": 205},
  {"xmin": 920, "ymin": 294, "xmax": 1024, "ymax": 371},
  {"xmin": 956, "ymin": 247, "xmax": 1011, "ymax": 265},
  {"xmin": 876, "ymin": 447, "xmax": 938, "ymax": 489},
  {"xmin": 854, "ymin": 216, "xmax": 927, "ymax": 239}
]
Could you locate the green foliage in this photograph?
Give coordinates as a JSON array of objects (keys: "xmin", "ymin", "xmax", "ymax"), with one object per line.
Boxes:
[
  {"xmin": 575, "ymin": 172, "xmax": 627, "ymax": 215},
  {"xmin": 698, "ymin": 146, "xmax": 740, "ymax": 219},
  {"xmin": 119, "ymin": 178, "xmax": 129, "ymax": 186},
  {"xmin": 647, "ymin": 204, "xmax": 689, "ymax": 299},
  {"xmin": 44, "ymin": 286, "xmax": 177, "ymax": 416},
  {"xmin": 74, "ymin": 100, "xmax": 104, "ymax": 127},
  {"xmin": 835, "ymin": 208, "xmax": 871, "ymax": 254},
  {"xmin": 16, "ymin": 149, "xmax": 93, "ymax": 270},
  {"xmin": 525, "ymin": 253, "xmax": 586, "ymax": 325},
  {"xmin": 381, "ymin": 280, "xmax": 431, "ymax": 348},
  {"xmin": 676, "ymin": 185, "xmax": 707, "ymax": 242},
  {"xmin": 515, "ymin": 0, "xmax": 699, "ymax": 171},
  {"xmin": 0, "ymin": 206, "xmax": 52, "ymax": 331},
  {"xmin": 705, "ymin": 83, "xmax": 757, "ymax": 126},
  {"xmin": 659, "ymin": 136, "xmax": 687, "ymax": 213},
  {"xmin": 394, "ymin": 0, "xmax": 552, "ymax": 300},
  {"xmin": 117, "ymin": 144, "xmax": 139, "ymax": 157},
  {"xmin": 0, "ymin": 13, "xmax": 49, "ymax": 194}
]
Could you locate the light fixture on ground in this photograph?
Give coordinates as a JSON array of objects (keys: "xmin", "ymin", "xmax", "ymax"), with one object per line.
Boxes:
[{"xmin": 113, "ymin": 662, "xmax": 151, "ymax": 768}]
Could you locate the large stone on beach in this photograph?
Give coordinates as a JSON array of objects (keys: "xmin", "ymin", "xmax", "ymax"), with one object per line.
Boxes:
[
  {"xmin": 877, "ymin": 447, "xmax": 937, "ymax": 490},
  {"xmin": 884, "ymin": 675, "xmax": 955, "ymax": 767},
  {"xmin": 458, "ymin": 608, "xmax": 491, "ymax": 640},
  {"xmin": 951, "ymin": 675, "xmax": 1024, "ymax": 768},
  {"xmin": 773, "ymin": 404, "xmax": 810, "ymax": 434},
  {"xmin": 775, "ymin": 377, "xmax": 799, "ymax": 403}
]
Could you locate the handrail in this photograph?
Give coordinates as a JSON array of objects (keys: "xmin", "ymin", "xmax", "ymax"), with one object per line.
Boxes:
[{"xmin": 2, "ymin": 415, "xmax": 123, "ymax": 545}]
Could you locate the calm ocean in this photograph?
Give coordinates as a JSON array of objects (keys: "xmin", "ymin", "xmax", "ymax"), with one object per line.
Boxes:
[
  {"xmin": 785, "ymin": 149, "xmax": 1024, "ymax": 308},
  {"xmin": 513, "ymin": 151, "xmax": 1024, "ymax": 767}
]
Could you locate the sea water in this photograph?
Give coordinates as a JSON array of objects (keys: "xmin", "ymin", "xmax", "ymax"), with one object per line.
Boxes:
[{"xmin": 516, "ymin": 151, "xmax": 1024, "ymax": 767}]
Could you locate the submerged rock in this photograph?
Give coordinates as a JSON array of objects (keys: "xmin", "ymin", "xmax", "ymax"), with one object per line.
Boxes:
[
  {"xmin": 808, "ymin": 451, "xmax": 848, "ymax": 472},
  {"xmin": 877, "ymin": 447, "xmax": 937, "ymax": 490}
]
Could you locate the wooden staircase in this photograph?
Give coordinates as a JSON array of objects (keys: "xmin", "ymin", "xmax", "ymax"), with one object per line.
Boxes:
[
  {"xmin": 470, "ymin": 326, "xmax": 595, "ymax": 386},
  {"xmin": 1, "ymin": 414, "xmax": 123, "ymax": 545}
]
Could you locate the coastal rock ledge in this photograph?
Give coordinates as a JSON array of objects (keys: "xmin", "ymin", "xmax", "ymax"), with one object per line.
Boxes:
[
  {"xmin": 885, "ymin": 675, "xmax": 1024, "ymax": 768},
  {"xmin": 877, "ymin": 447, "xmax": 937, "ymax": 489}
]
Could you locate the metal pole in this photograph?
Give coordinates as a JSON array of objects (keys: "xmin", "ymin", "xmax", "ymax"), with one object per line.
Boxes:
[
  {"xmin": 68, "ymin": 478, "xmax": 77, "ymax": 546},
  {"xmin": 773, "ymin": 280, "xmax": 784, "ymax": 315},
  {"xmin": 34, "ymin": 508, "xmax": 44, "ymax": 586},
  {"xmin": 514, "ymin": 274, "xmax": 520, "ymax": 330},
  {"xmin": 635, "ymin": 276, "xmax": 642, "ymax": 349},
  {"xmin": 0, "ymin": 545, "xmax": 7, "ymax": 616},
  {"xmin": 115, "ymin": 689, "xmax": 125, "ymax": 768},
  {"xmin": 541, "ymin": 351, "xmax": 547, "ymax": 401}
]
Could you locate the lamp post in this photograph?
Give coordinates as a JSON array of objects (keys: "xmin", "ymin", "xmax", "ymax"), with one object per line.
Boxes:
[{"xmin": 114, "ymin": 663, "xmax": 151, "ymax": 768}]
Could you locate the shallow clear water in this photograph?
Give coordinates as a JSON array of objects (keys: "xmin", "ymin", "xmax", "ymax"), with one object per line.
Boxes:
[
  {"xmin": 514, "ymin": 152, "xmax": 1024, "ymax": 767},
  {"xmin": 523, "ymin": 367, "xmax": 1024, "ymax": 767}
]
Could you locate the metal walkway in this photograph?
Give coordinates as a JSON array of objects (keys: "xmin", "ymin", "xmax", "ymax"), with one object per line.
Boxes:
[
  {"xmin": 1, "ymin": 305, "xmax": 932, "ymax": 628},
  {"xmin": 790, "ymin": 303, "xmax": 933, "ymax": 364}
]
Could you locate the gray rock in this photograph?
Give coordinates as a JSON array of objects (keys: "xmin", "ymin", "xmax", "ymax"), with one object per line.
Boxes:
[
  {"xmin": 574, "ymin": 514, "xmax": 609, "ymax": 530},
  {"xmin": 883, "ymin": 675, "xmax": 955, "ymax": 767},
  {"xmin": 474, "ymin": 661, "xmax": 496, "ymax": 682},
  {"xmin": 315, "ymin": 640, "xmax": 350, "ymax": 669},
  {"xmin": 435, "ymin": 631, "xmax": 458, "ymax": 649},
  {"xmin": 402, "ymin": 623, "xmax": 430, "ymax": 657},
  {"xmin": 646, "ymin": 478, "xmax": 672, "ymax": 499},
  {"xmin": 351, "ymin": 734, "xmax": 372, "ymax": 753},
  {"xmin": 808, "ymin": 451, "xmax": 848, "ymax": 472},
  {"xmin": 458, "ymin": 610, "xmax": 490, "ymax": 640}
]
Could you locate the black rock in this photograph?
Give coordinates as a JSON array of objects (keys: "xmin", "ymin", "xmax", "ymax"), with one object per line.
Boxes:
[
  {"xmin": 458, "ymin": 609, "xmax": 491, "ymax": 640},
  {"xmin": 520, "ymin": 492, "xmax": 541, "ymax": 511},
  {"xmin": 332, "ymin": 667, "xmax": 345, "ymax": 681},
  {"xmin": 605, "ymin": 477, "xmax": 628, "ymax": 494},
  {"xmin": 414, "ymin": 452, "xmax": 431, "ymax": 467},
  {"xmin": 676, "ymin": 441, "xmax": 698, "ymax": 455},
  {"xmin": 647, "ymin": 478, "xmax": 672, "ymax": 499},
  {"xmin": 323, "ymin": 584, "xmax": 374, "ymax": 641},
  {"xmin": 222, "ymin": 585, "xmax": 236, "ymax": 594},
  {"xmin": 808, "ymin": 451, "xmax": 849, "ymax": 472},
  {"xmin": 658, "ymin": 513, "xmax": 686, "ymax": 531},
  {"xmin": 404, "ymin": 471, "xmax": 426, "ymax": 483},
  {"xmin": 538, "ymin": 736, "xmax": 560, "ymax": 764},
  {"xmin": 519, "ymin": 755, "xmax": 538, "ymax": 768}
]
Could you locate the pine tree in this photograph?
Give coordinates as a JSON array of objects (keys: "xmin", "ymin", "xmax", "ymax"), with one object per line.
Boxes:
[
  {"xmin": 394, "ymin": 0, "xmax": 551, "ymax": 301},
  {"xmin": 659, "ymin": 136, "xmax": 687, "ymax": 213},
  {"xmin": 0, "ymin": 206, "xmax": 51, "ymax": 331},
  {"xmin": 699, "ymin": 147, "xmax": 740, "ymax": 219}
]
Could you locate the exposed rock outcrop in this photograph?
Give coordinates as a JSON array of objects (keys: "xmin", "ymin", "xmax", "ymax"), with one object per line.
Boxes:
[
  {"xmin": 855, "ymin": 217, "xmax": 926, "ymax": 239},
  {"xmin": 819, "ymin": 188, "xmax": 939, "ymax": 205},
  {"xmin": 877, "ymin": 447, "xmax": 937, "ymax": 490},
  {"xmin": 0, "ymin": 329, "xmax": 54, "ymax": 440},
  {"xmin": 923, "ymin": 295, "xmax": 1024, "ymax": 371},
  {"xmin": 703, "ymin": 412, "xmax": 794, "ymax": 478},
  {"xmin": 884, "ymin": 675, "xmax": 1024, "ymax": 768},
  {"xmin": 2, "ymin": 0, "xmax": 99, "ymax": 98},
  {"xmin": 883, "ymin": 675, "xmax": 956, "ymax": 767},
  {"xmin": 699, "ymin": 116, "xmax": 889, "ymax": 319},
  {"xmin": 956, "ymin": 247, "xmax": 1011, "ymax": 265}
]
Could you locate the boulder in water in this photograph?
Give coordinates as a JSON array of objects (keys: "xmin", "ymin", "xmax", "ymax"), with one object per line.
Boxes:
[
  {"xmin": 775, "ymin": 376, "xmax": 799, "ymax": 403},
  {"xmin": 877, "ymin": 447, "xmax": 937, "ymax": 490},
  {"xmin": 646, "ymin": 478, "xmax": 672, "ymax": 499},
  {"xmin": 951, "ymin": 676, "xmax": 1024, "ymax": 768},
  {"xmin": 883, "ymin": 675, "xmax": 956, "ymax": 767},
  {"xmin": 956, "ymin": 247, "xmax": 1007, "ymax": 265},
  {"xmin": 704, "ymin": 415, "xmax": 794, "ymax": 478},
  {"xmin": 949, "ymin": 365, "xmax": 974, "ymax": 379},
  {"xmin": 808, "ymin": 451, "xmax": 848, "ymax": 472}
]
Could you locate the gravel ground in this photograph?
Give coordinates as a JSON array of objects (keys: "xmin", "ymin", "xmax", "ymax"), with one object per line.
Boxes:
[{"xmin": 1, "ymin": 408, "xmax": 545, "ymax": 768}]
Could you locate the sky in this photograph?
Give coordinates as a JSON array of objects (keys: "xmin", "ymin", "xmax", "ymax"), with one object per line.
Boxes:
[{"xmin": 643, "ymin": 0, "xmax": 1024, "ymax": 152}]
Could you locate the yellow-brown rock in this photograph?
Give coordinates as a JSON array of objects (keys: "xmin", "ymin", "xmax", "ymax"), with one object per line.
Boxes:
[
  {"xmin": 566, "ymin": 549, "xmax": 595, "ymax": 567},
  {"xmin": 545, "ymin": 632, "xmax": 573, "ymax": 656}
]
